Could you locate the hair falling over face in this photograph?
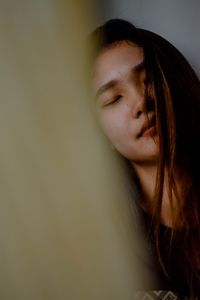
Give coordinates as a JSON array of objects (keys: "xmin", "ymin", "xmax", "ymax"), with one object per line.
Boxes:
[{"xmin": 91, "ymin": 19, "xmax": 200, "ymax": 296}]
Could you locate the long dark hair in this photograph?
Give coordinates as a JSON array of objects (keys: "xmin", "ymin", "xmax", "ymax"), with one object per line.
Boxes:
[{"xmin": 91, "ymin": 19, "xmax": 200, "ymax": 295}]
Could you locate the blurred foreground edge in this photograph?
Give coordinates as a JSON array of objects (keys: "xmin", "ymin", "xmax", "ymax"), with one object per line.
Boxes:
[{"xmin": 0, "ymin": 1, "xmax": 153, "ymax": 299}]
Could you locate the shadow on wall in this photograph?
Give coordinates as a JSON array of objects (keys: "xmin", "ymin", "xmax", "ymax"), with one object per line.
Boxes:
[{"xmin": 96, "ymin": 0, "xmax": 200, "ymax": 77}]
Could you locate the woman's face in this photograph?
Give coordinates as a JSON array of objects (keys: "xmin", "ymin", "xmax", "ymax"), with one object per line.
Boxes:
[{"xmin": 93, "ymin": 41, "xmax": 159, "ymax": 165}]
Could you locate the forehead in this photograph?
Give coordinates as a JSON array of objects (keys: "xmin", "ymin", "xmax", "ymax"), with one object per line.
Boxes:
[{"xmin": 93, "ymin": 41, "xmax": 144, "ymax": 91}]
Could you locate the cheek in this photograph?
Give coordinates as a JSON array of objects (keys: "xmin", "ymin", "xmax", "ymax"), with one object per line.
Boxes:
[{"xmin": 98, "ymin": 110, "xmax": 130, "ymax": 148}]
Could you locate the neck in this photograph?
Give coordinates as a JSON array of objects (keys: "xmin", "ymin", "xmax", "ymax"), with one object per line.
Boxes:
[
  {"xmin": 133, "ymin": 162, "xmax": 157, "ymax": 203},
  {"xmin": 131, "ymin": 161, "xmax": 174, "ymax": 227}
]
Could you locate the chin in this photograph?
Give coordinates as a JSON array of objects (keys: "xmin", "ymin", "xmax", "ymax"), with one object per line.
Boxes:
[
  {"xmin": 130, "ymin": 156, "xmax": 158, "ymax": 165},
  {"xmin": 115, "ymin": 141, "xmax": 159, "ymax": 163},
  {"xmin": 124, "ymin": 149, "xmax": 159, "ymax": 164}
]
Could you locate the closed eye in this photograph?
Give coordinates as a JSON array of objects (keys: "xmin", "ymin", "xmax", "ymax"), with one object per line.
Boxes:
[
  {"xmin": 143, "ymin": 79, "xmax": 148, "ymax": 85},
  {"xmin": 104, "ymin": 95, "xmax": 122, "ymax": 107},
  {"xmin": 144, "ymin": 78, "xmax": 151, "ymax": 86}
]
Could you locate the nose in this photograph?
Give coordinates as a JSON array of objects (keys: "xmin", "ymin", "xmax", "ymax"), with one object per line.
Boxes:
[
  {"xmin": 128, "ymin": 88, "xmax": 155, "ymax": 119},
  {"xmin": 128, "ymin": 88, "xmax": 147, "ymax": 118},
  {"xmin": 132, "ymin": 97, "xmax": 146, "ymax": 118}
]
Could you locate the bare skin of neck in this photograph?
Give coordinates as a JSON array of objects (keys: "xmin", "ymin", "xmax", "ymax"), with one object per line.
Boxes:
[{"xmin": 131, "ymin": 162, "xmax": 175, "ymax": 228}]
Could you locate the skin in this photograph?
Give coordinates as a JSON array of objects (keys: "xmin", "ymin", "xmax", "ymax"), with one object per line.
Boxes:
[
  {"xmin": 93, "ymin": 41, "xmax": 159, "ymax": 165},
  {"xmin": 93, "ymin": 41, "xmax": 173, "ymax": 227}
]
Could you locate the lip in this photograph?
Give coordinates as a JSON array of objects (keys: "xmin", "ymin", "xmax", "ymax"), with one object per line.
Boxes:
[
  {"xmin": 138, "ymin": 117, "xmax": 157, "ymax": 138},
  {"xmin": 142, "ymin": 124, "xmax": 157, "ymax": 137}
]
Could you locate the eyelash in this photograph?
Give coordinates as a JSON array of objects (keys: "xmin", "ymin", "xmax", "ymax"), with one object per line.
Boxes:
[
  {"xmin": 143, "ymin": 76, "xmax": 151, "ymax": 86},
  {"xmin": 106, "ymin": 95, "xmax": 122, "ymax": 106}
]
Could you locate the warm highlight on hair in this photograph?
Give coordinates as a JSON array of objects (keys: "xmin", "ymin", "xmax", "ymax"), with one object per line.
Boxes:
[{"xmin": 91, "ymin": 19, "xmax": 200, "ymax": 296}]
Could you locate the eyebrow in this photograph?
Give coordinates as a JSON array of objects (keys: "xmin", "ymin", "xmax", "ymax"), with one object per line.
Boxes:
[{"xmin": 95, "ymin": 60, "xmax": 145, "ymax": 99}]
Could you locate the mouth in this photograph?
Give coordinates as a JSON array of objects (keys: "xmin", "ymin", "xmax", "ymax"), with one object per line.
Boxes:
[{"xmin": 138, "ymin": 116, "xmax": 157, "ymax": 138}]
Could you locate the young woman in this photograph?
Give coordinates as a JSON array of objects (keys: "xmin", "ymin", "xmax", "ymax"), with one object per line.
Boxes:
[{"xmin": 91, "ymin": 19, "xmax": 200, "ymax": 298}]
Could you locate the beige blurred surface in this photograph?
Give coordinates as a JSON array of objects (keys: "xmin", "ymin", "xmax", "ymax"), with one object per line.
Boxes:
[{"xmin": 0, "ymin": 1, "xmax": 150, "ymax": 299}]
